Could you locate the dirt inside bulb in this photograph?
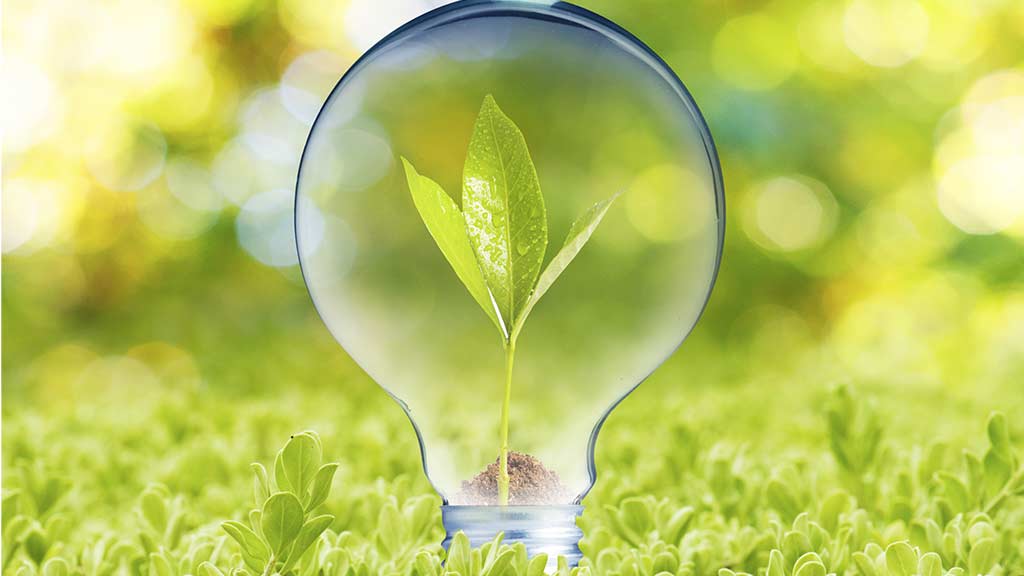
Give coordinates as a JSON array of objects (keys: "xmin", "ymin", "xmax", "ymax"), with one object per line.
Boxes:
[{"xmin": 457, "ymin": 451, "xmax": 569, "ymax": 505}]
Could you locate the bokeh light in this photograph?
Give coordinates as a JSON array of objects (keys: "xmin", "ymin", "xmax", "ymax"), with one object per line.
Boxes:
[
  {"xmin": 742, "ymin": 176, "xmax": 838, "ymax": 253},
  {"xmin": 934, "ymin": 70, "xmax": 1024, "ymax": 235},
  {"xmin": 843, "ymin": 0, "xmax": 929, "ymax": 68},
  {"xmin": 712, "ymin": 12, "xmax": 798, "ymax": 91}
]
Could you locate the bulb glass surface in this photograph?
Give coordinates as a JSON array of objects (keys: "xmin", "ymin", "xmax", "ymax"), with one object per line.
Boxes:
[{"xmin": 297, "ymin": 0, "xmax": 724, "ymax": 505}]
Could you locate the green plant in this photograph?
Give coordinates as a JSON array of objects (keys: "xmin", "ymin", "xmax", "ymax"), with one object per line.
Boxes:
[
  {"xmin": 402, "ymin": 95, "xmax": 618, "ymax": 504},
  {"xmin": 2, "ymin": 384, "xmax": 1024, "ymax": 576},
  {"xmin": 221, "ymin": 431, "xmax": 339, "ymax": 576}
]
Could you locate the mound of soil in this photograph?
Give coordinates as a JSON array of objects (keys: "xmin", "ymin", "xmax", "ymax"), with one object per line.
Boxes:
[{"xmin": 457, "ymin": 451, "xmax": 568, "ymax": 505}]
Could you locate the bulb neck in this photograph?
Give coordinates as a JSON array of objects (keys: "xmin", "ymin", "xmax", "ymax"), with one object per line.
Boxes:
[{"xmin": 441, "ymin": 505, "xmax": 584, "ymax": 570}]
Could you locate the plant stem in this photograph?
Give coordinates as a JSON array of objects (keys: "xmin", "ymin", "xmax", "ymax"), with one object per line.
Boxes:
[{"xmin": 499, "ymin": 338, "xmax": 516, "ymax": 506}]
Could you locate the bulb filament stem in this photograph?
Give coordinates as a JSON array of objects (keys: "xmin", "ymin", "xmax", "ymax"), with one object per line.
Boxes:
[{"xmin": 499, "ymin": 337, "xmax": 516, "ymax": 505}]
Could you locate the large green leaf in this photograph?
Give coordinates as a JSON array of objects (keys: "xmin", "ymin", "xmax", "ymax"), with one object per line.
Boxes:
[
  {"xmin": 282, "ymin": 514, "xmax": 334, "ymax": 572},
  {"xmin": 261, "ymin": 492, "xmax": 304, "ymax": 555},
  {"xmin": 281, "ymin": 432, "xmax": 320, "ymax": 497},
  {"xmin": 221, "ymin": 521, "xmax": 269, "ymax": 572},
  {"xmin": 402, "ymin": 157, "xmax": 502, "ymax": 335},
  {"xmin": 462, "ymin": 94, "xmax": 547, "ymax": 331},
  {"xmin": 511, "ymin": 193, "xmax": 618, "ymax": 339}
]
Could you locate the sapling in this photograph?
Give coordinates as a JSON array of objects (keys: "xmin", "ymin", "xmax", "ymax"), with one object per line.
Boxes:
[
  {"xmin": 402, "ymin": 95, "xmax": 618, "ymax": 505},
  {"xmin": 221, "ymin": 431, "xmax": 339, "ymax": 576}
]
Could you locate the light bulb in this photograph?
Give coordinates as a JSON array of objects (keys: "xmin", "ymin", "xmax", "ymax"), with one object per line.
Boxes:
[{"xmin": 295, "ymin": 1, "xmax": 724, "ymax": 566}]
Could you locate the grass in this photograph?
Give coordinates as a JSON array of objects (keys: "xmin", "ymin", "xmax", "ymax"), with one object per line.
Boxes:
[{"xmin": 2, "ymin": 380, "xmax": 1022, "ymax": 576}]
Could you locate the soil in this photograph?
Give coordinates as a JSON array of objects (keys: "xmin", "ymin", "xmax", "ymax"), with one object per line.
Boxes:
[{"xmin": 457, "ymin": 451, "xmax": 568, "ymax": 505}]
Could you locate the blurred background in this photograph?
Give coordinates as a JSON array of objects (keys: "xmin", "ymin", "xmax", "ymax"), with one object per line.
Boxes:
[{"xmin": 3, "ymin": 0, "xmax": 1023, "ymax": 508}]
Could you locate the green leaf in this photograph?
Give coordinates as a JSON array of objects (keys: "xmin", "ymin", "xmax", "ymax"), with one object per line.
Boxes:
[
  {"xmin": 322, "ymin": 548, "xmax": 350, "ymax": 576},
  {"xmin": 41, "ymin": 559, "xmax": 68, "ymax": 576},
  {"xmin": 792, "ymin": 560, "xmax": 825, "ymax": 576},
  {"xmin": 251, "ymin": 463, "xmax": 270, "ymax": 507},
  {"xmin": 414, "ymin": 551, "xmax": 439, "ymax": 576},
  {"xmin": 305, "ymin": 463, "xmax": 338, "ymax": 511},
  {"xmin": 139, "ymin": 488, "xmax": 168, "ymax": 532},
  {"xmin": 663, "ymin": 506, "xmax": 695, "ymax": 544},
  {"xmin": 851, "ymin": 552, "xmax": 877, "ymax": 576},
  {"xmin": 917, "ymin": 552, "xmax": 942, "ymax": 576},
  {"xmin": 149, "ymin": 553, "xmax": 173, "ymax": 576},
  {"xmin": 282, "ymin": 433, "xmax": 320, "ymax": 497},
  {"xmin": 274, "ymin": 450, "xmax": 292, "ymax": 494},
  {"xmin": 462, "ymin": 94, "xmax": 548, "ymax": 331},
  {"xmin": 282, "ymin": 514, "xmax": 333, "ymax": 572},
  {"xmin": 526, "ymin": 554, "xmax": 548, "ymax": 576},
  {"xmin": 986, "ymin": 413, "xmax": 1013, "ymax": 462},
  {"xmin": 481, "ymin": 548, "xmax": 516, "ymax": 576},
  {"xmin": 766, "ymin": 550, "xmax": 785, "ymax": 576},
  {"xmin": 793, "ymin": 552, "xmax": 824, "ymax": 576},
  {"xmin": 197, "ymin": 562, "xmax": 225, "ymax": 576},
  {"xmin": 23, "ymin": 527, "xmax": 47, "ymax": 565},
  {"xmin": 446, "ymin": 532, "xmax": 472, "ymax": 576},
  {"xmin": 221, "ymin": 521, "xmax": 270, "ymax": 572},
  {"xmin": 884, "ymin": 541, "xmax": 917, "ymax": 576},
  {"xmin": 512, "ymin": 192, "xmax": 619, "ymax": 338},
  {"xmin": 261, "ymin": 493, "xmax": 304, "ymax": 555},
  {"xmin": 402, "ymin": 157, "xmax": 502, "ymax": 334},
  {"xmin": 652, "ymin": 552, "xmax": 677, "ymax": 574},
  {"xmin": 968, "ymin": 538, "xmax": 997, "ymax": 576},
  {"xmin": 375, "ymin": 502, "xmax": 405, "ymax": 557}
]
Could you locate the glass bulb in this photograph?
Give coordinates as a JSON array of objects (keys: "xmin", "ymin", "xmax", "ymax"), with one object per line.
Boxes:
[{"xmin": 296, "ymin": 0, "xmax": 724, "ymax": 565}]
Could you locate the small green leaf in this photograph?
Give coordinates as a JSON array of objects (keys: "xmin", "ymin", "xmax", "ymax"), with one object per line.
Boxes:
[
  {"xmin": 793, "ymin": 552, "xmax": 824, "ymax": 576},
  {"xmin": 23, "ymin": 527, "xmax": 47, "ymax": 565},
  {"xmin": 766, "ymin": 550, "xmax": 786, "ymax": 576},
  {"xmin": 851, "ymin": 552, "xmax": 878, "ymax": 576},
  {"xmin": 793, "ymin": 560, "xmax": 825, "ymax": 576},
  {"xmin": 663, "ymin": 506, "xmax": 695, "ymax": 544},
  {"xmin": 781, "ymin": 530, "xmax": 811, "ymax": 563},
  {"xmin": 937, "ymin": 472, "xmax": 970, "ymax": 514},
  {"xmin": 986, "ymin": 413, "xmax": 1013, "ymax": 462},
  {"xmin": 281, "ymin": 433, "xmax": 320, "ymax": 497},
  {"xmin": 376, "ymin": 502, "xmax": 406, "ymax": 557},
  {"xmin": 149, "ymin": 553, "xmax": 173, "ymax": 576},
  {"xmin": 197, "ymin": 562, "xmax": 225, "ymax": 576},
  {"xmin": 481, "ymin": 548, "xmax": 516, "ymax": 576},
  {"xmin": 526, "ymin": 554, "xmax": 548, "ymax": 576},
  {"xmin": 414, "ymin": 551, "xmax": 438, "ymax": 576},
  {"xmin": 512, "ymin": 192, "xmax": 619, "ymax": 338},
  {"xmin": 41, "ymin": 559, "xmax": 68, "ymax": 576},
  {"xmin": 322, "ymin": 548, "xmax": 351, "ymax": 576},
  {"xmin": 139, "ymin": 488, "xmax": 168, "ymax": 533},
  {"xmin": 282, "ymin": 514, "xmax": 333, "ymax": 572},
  {"xmin": 818, "ymin": 491, "xmax": 852, "ymax": 533},
  {"xmin": 305, "ymin": 463, "xmax": 338, "ymax": 511},
  {"xmin": 884, "ymin": 541, "xmax": 917, "ymax": 576},
  {"xmin": 403, "ymin": 157, "xmax": 503, "ymax": 334},
  {"xmin": 968, "ymin": 538, "xmax": 997, "ymax": 576},
  {"xmin": 446, "ymin": 532, "xmax": 472, "ymax": 576},
  {"xmin": 652, "ymin": 552, "xmax": 677, "ymax": 574},
  {"xmin": 462, "ymin": 94, "xmax": 548, "ymax": 330},
  {"xmin": 917, "ymin": 552, "xmax": 942, "ymax": 576},
  {"xmin": 481, "ymin": 532, "xmax": 504, "ymax": 570},
  {"xmin": 251, "ymin": 463, "xmax": 270, "ymax": 507},
  {"xmin": 221, "ymin": 521, "xmax": 269, "ymax": 572},
  {"xmin": 274, "ymin": 450, "xmax": 291, "ymax": 493},
  {"xmin": 261, "ymin": 493, "xmax": 304, "ymax": 555}
]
